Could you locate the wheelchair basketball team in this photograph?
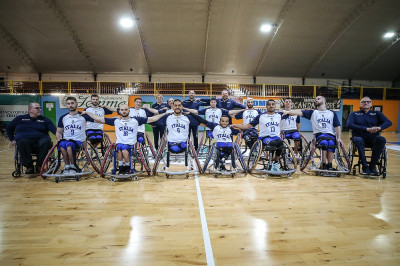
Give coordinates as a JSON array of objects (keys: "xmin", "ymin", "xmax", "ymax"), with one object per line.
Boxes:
[{"xmin": 6, "ymin": 90, "xmax": 392, "ymax": 181}]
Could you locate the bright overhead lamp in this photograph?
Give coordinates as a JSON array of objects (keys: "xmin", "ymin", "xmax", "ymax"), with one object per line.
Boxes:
[
  {"xmin": 383, "ymin": 32, "xmax": 395, "ymax": 38},
  {"xmin": 120, "ymin": 18, "xmax": 134, "ymax": 28},
  {"xmin": 260, "ymin": 24, "xmax": 272, "ymax": 33}
]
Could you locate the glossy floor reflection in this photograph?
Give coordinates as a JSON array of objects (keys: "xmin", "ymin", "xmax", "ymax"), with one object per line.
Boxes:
[{"xmin": 0, "ymin": 132, "xmax": 399, "ymax": 265}]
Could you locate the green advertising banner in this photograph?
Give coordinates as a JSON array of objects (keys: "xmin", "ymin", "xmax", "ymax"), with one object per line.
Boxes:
[{"xmin": 0, "ymin": 95, "xmax": 40, "ymax": 125}]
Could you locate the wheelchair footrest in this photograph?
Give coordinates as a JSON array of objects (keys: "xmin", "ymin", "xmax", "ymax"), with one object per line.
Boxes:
[
  {"xmin": 252, "ymin": 169, "xmax": 296, "ymax": 176},
  {"xmin": 157, "ymin": 170, "xmax": 199, "ymax": 175}
]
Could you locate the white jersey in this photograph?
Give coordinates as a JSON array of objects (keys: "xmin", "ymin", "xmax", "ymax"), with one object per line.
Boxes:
[
  {"xmin": 202, "ymin": 108, "xmax": 228, "ymax": 130},
  {"xmin": 250, "ymin": 113, "xmax": 281, "ymax": 138},
  {"xmin": 242, "ymin": 109, "xmax": 260, "ymax": 125},
  {"xmin": 302, "ymin": 109, "xmax": 339, "ymax": 135},
  {"xmin": 58, "ymin": 113, "xmax": 88, "ymax": 142},
  {"xmin": 105, "ymin": 117, "xmax": 147, "ymax": 145},
  {"xmin": 280, "ymin": 111, "xmax": 300, "ymax": 131},
  {"xmin": 212, "ymin": 124, "xmax": 232, "ymax": 143},
  {"xmin": 166, "ymin": 114, "xmax": 190, "ymax": 142},
  {"xmin": 85, "ymin": 106, "xmax": 111, "ymax": 130},
  {"xmin": 129, "ymin": 108, "xmax": 147, "ymax": 133}
]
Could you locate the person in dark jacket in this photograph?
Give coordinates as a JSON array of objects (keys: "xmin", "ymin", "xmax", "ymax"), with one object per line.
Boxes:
[
  {"xmin": 346, "ymin": 96, "xmax": 392, "ymax": 175},
  {"xmin": 182, "ymin": 90, "xmax": 209, "ymax": 151},
  {"xmin": 6, "ymin": 102, "xmax": 56, "ymax": 174}
]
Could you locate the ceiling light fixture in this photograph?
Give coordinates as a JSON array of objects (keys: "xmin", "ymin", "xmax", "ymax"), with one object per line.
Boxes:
[
  {"xmin": 383, "ymin": 32, "xmax": 395, "ymax": 38},
  {"xmin": 120, "ymin": 18, "xmax": 134, "ymax": 29},
  {"xmin": 260, "ymin": 24, "xmax": 272, "ymax": 33}
]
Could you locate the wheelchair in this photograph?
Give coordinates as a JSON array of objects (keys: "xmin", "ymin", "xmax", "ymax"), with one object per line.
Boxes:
[
  {"xmin": 40, "ymin": 139, "xmax": 97, "ymax": 182},
  {"xmin": 348, "ymin": 141, "xmax": 387, "ymax": 179},
  {"xmin": 300, "ymin": 135, "xmax": 350, "ymax": 177},
  {"xmin": 236, "ymin": 128, "xmax": 259, "ymax": 158},
  {"xmin": 247, "ymin": 138, "xmax": 297, "ymax": 178},
  {"xmin": 100, "ymin": 142, "xmax": 151, "ymax": 182},
  {"xmin": 280, "ymin": 131, "xmax": 309, "ymax": 162},
  {"xmin": 153, "ymin": 133, "xmax": 202, "ymax": 178},
  {"xmin": 12, "ymin": 145, "xmax": 38, "ymax": 177},
  {"xmin": 85, "ymin": 132, "xmax": 112, "ymax": 174},
  {"xmin": 202, "ymin": 142, "xmax": 247, "ymax": 177}
]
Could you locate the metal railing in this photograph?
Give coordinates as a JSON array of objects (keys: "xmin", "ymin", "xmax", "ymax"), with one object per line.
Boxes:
[{"xmin": 1, "ymin": 80, "xmax": 399, "ymax": 100}]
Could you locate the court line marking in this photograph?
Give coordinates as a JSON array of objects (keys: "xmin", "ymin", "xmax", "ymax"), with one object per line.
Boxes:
[{"xmin": 194, "ymin": 171, "xmax": 215, "ymax": 266}]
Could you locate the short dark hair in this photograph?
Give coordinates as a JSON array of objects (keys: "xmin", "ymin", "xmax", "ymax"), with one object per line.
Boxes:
[
  {"xmin": 135, "ymin": 98, "xmax": 143, "ymax": 102},
  {"xmin": 267, "ymin": 99, "xmax": 275, "ymax": 105},
  {"xmin": 210, "ymin": 98, "xmax": 217, "ymax": 102},
  {"xmin": 66, "ymin": 96, "xmax": 77, "ymax": 103},
  {"xmin": 91, "ymin": 94, "xmax": 99, "ymax": 98},
  {"xmin": 220, "ymin": 115, "xmax": 230, "ymax": 121},
  {"xmin": 174, "ymin": 99, "xmax": 182, "ymax": 104},
  {"xmin": 284, "ymin": 97, "xmax": 292, "ymax": 101}
]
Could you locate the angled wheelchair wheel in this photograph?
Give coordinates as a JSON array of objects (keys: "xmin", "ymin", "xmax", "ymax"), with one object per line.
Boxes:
[
  {"xmin": 202, "ymin": 143, "xmax": 216, "ymax": 173},
  {"xmin": 336, "ymin": 141, "xmax": 350, "ymax": 172},
  {"xmin": 86, "ymin": 141, "xmax": 102, "ymax": 174},
  {"xmin": 145, "ymin": 133, "xmax": 156, "ymax": 158},
  {"xmin": 299, "ymin": 134, "xmax": 310, "ymax": 157},
  {"xmin": 137, "ymin": 142, "xmax": 151, "ymax": 175},
  {"xmin": 40, "ymin": 142, "xmax": 61, "ymax": 178},
  {"xmin": 100, "ymin": 143, "xmax": 115, "ymax": 177},
  {"xmin": 234, "ymin": 142, "xmax": 247, "ymax": 172},
  {"xmin": 280, "ymin": 141, "xmax": 297, "ymax": 171},
  {"xmin": 347, "ymin": 141, "xmax": 356, "ymax": 175},
  {"xmin": 300, "ymin": 138, "xmax": 316, "ymax": 171},
  {"xmin": 247, "ymin": 140, "xmax": 262, "ymax": 173},
  {"xmin": 74, "ymin": 142, "xmax": 92, "ymax": 173},
  {"xmin": 152, "ymin": 133, "xmax": 168, "ymax": 175},
  {"xmin": 197, "ymin": 131, "xmax": 207, "ymax": 155},
  {"xmin": 188, "ymin": 140, "xmax": 202, "ymax": 174},
  {"xmin": 101, "ymin": 133, "xmax": 112, "ymax": 156}
]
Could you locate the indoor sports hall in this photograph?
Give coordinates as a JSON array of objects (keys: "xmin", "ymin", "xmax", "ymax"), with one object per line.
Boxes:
[{"xmin": 1, "ymin": 1, "xmax": 400, "ymax": 265}]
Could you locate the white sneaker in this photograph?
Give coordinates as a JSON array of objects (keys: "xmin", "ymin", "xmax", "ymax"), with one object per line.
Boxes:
[
  {"xmin": 271, "ymin": 162, "xmax": 281, "ymax": 172},
  {"xmin": 69, "ymin": 167, "xmax": 77, "ymax": 174},
  {"xmin": 63, "ymin": 168, "xmax": 70, "ymax": 175}
]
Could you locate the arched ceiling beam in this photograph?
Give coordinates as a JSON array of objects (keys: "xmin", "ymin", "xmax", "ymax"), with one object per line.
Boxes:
[
  {"xmin": 352, "ymin": 31, "xmax": 400, "ymax": 79},
  {"xmin": 201, "ymin": 0, "xmax": 213, "ymax": 75},
  {"xmin": 44, "ymin": 0, "xmax": 95, "ymax": 72},
  {"xmin": 0, "ymin": 22, "xmax": 38, "ymax": 71},
  {"xmin": 303, "ymin": 0, "xmax": 376, "ymax": 78},
  {"xmin": 253, "ymin": 0, "xmax": 297, "ymax": 77},
  {"xmin": 129, "ymin": 0, "xmax": 151, "ymax": 75}
]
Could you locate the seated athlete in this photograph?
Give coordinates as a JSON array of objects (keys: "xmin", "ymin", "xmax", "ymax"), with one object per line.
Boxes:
[
  {"xmin": 191, "ymin": 113, "xmax": 235, "ymax": 171},
  {"xmin": 234, "ymin": 98, "xmax": 262, "ymax": 150},
  {"xmin": 83, "ymin": 104, "xmax": 168, "ymax": 174},
  {"xmin": 234, "ymin": 99, "xmax": 285, "ymax": 172},
  {"xmin": 280, "ymin": 97, "xmax": 301, "ymax": 158}
]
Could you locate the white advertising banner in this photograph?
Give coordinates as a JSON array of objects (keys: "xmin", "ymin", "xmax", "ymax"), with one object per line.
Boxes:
[
  {"xmin": 0, "ymin": 105, "xmax": 27, "ymax": 121},
  {"xmin": 59, "ymin": 95, "xmax": 129, "ymax": 109}
]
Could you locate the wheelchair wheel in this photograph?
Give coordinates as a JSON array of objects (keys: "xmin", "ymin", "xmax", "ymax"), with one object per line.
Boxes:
[
  {"xmin": 197, "ymin": 131, "xmax": 207, "ymax": 155},
  {"xmin": 188, "ymin": 140, "xmax": 202, "ymax": 174},
  {"xmin": 145, "ymin": 133, "xmax": 156, "ymax": 158},
  {"xmin": 101, "ymin": 133, "xmax": 112, "ymax": 156},
  {"xmin": 280, "ymin": 141, "xmax": 297, "ymax": 171},
  {"xmin": 247, "ymin": 140, "xmax": 262, "ymax": 173},
  {"xmin": 100, "ymin": 144, "xmax": 115, "ymax": 177},
  {"xmin": 380, "ymin": 147, "xmax": 388, "ymax": 178},
  {"xmin": 152, "ymin": 133, "xmax": 168, "ymax": 175},
  {"xmin": 12, "ymin": 171, "xmax": 21, "ymax": 178},
  {"xmin": 300, "ymin": 138, "xmax": 316, "ymax": 171},
  {"xmin": 299, "ymin": 134, "xmax": 310, "ymax": 157},
  {"xmin": 40, "ymin": 142, "xmax": 61, "ymax": 178},
  {"xmin": 202, "ymin": 143, "xmax": 216, "ymax": 173},
  {"xmin": 74, "ymin": 142, "xmax": 92, "ymax": 173},
  {"xmin": 86, "ymin": 141, "xmax": 102, "ymax": 174},
  {"xmin": 137, "ymin": 142, "xmax": 151, "ymax": 175},
  {"xmin": 336, "ymin": 141, "xmax": 350, "ymax": 172},
  {"xmin": 234, "ymin": 142, "xmax": 247, "ymax": 171}
]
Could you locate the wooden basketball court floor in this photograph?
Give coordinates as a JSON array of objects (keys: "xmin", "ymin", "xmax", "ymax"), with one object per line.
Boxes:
[{"xmin": 0, "ymin": 131, "xmax": 399, "ymax": 265}]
